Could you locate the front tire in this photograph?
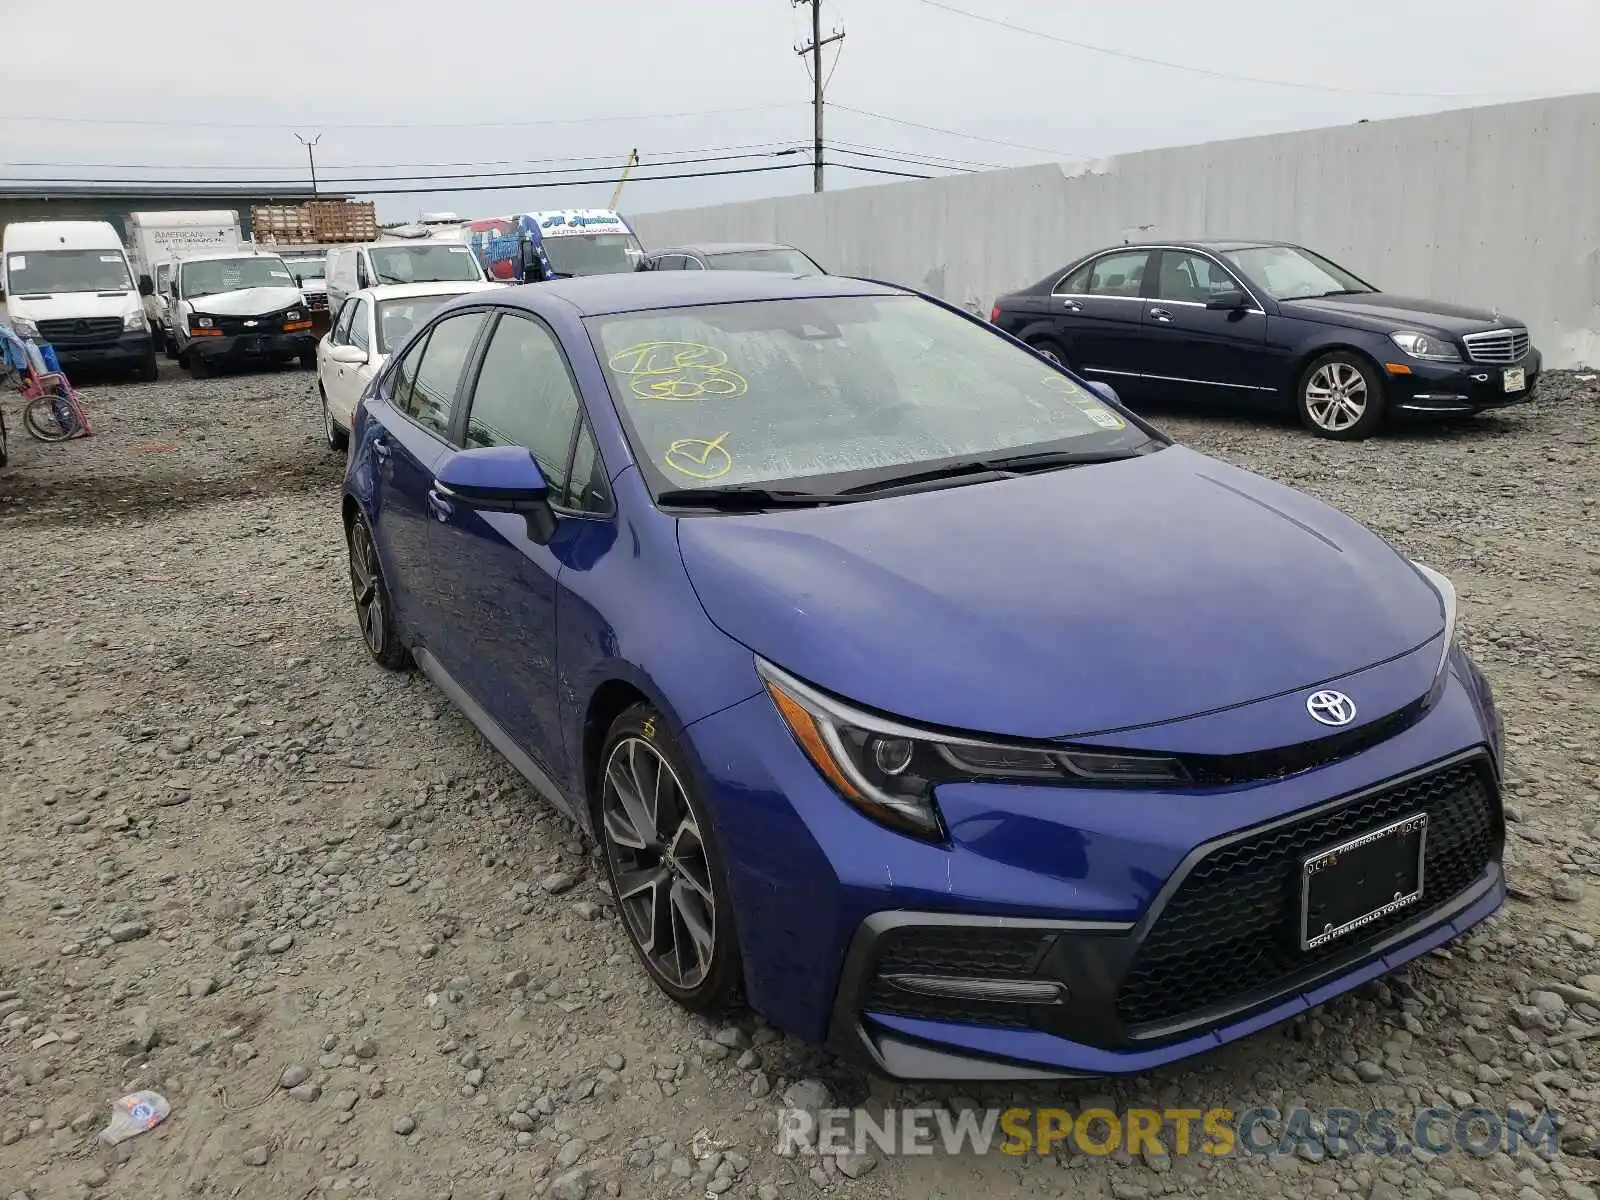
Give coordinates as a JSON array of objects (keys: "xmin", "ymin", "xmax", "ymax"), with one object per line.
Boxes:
[
  {"xmin": 299, "ymin": 349, "xmax": 317, "ymax": 370},
  {"xmin": 347, "ymin": 511, "xmax": 409, "ymax": 670},
  {"xmin": 186, "ymin": 353, "xmax": 210, "ymax": 379},
  {"xmin": 596, "ymin": 705, "xmax": 742, "ymax": 1014},
  {"xmin": 1298, "ymin": 352, "xmax": 1385, "ymax": 440},
  {"xmin": 135, "ymin": 351, "xmax": 159, "ymax": 383},
  {"xmin": 163, "ymin": 333, "xmax": 178, "ymax": 360}
]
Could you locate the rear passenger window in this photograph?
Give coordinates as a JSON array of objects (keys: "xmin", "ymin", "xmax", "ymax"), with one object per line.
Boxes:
[
  {"xmin": 404, "ymin": 311, "xmax": 487, "ymax": 438},
  {"xmin": 1054, "ymin": 263, "xmax": 1092, "ymax": 295},
  {"xmin": 464, "ymin": 314, "xmax": 581, "ymax": 498},
  {"xmin": 1086, "ymin": 252, "xmax": 1150, "ymax": 298}
]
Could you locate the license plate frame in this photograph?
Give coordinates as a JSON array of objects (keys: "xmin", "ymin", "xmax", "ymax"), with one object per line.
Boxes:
[
  {"xmin": 1503, "ymin": 367, "xmax": 1526, "ymax": 392},
  {"xmin": 1300, "ymin": 813, "xmax": 1427, "ymax": 951}
]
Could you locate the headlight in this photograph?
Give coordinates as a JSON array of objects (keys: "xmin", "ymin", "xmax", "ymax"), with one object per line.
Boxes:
[
  {"xmin": 756, "ymin": 658, "xmax": 1190, "ymax": 841},
  {"xmin": 12, "ymin": 316, "xmax": 39, "ymax": 338},
  {"xmin": 193, "ymin": 316, "xmax": 214, "ymax": 330},
  {"xmin": 124, "ymin": 310, "xmax": 147, "ymax": 331},
  {"xmin": 1409, "ymin": 560, "xmax": 1459, "ymax": 683},
  {"xmin": 286, "ymin": 310, "xmax": 301, "ymax": 321},
  {"xmin": 1390, "ymin": 331, "xmax": 1461, "ymax": 362}
]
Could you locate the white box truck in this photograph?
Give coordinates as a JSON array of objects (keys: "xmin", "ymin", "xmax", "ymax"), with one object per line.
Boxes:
[{"xmin": 125, "ymin": 211, "xmax": 242, "ymax": 354}]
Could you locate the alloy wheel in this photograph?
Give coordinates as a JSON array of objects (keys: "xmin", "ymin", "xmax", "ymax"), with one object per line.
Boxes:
[
  {"xmin": 1304, "ymin": 362, "xmax": 1368, "ymax": 433},
  {"xmin": 348, "ymin": 518, "xmax": 386, "ymax": 657},
  {"xmin": 600, "ymin": 737, "xmax": 716, "ymax": 991}
]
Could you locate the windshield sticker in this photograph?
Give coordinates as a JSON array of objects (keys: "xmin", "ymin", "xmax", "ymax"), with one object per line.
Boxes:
[
  {"xmin": 7, "ymin": 255, "xmax": 23, "ymax": 270},
  {"xmin": 663, "ymin": 432, "xmax": 734, "ymax": 481},
  {"xmin": 99, "ymin": 254, "xmax": 123, "ymax": 263},
  {"xmin": 609, "ymin": 341, "xmax": 749, "ymax": 401},
  {"xmin": 1043, "ymin": 375, "xmax": 1126, "ymax": 430}
]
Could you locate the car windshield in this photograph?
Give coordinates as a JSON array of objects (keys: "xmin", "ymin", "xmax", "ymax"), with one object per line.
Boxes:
[
  {"xmin": 707, "ymin": 248, "xmax": 823, "ymax": 276},
  {"xmin": 1222, "ymin": 245, "xmax": 1375, "ymax": 301},
  {"xmin": 588, "ymin": 294, "xmax": 1150, "ymax": 496},
  {"xmin": 182, "ymin": 257, "xmax": 294, "ymax": 299},
  {"xmin": 285, "ymin": 258, "xmax": 326, "ymax": 280},
  {"xmin": 542, "ymin": 233, "xmax": 644, "ymax": 278},
  {"xmin": 376, "ymin": 294, "xmax": 456, "ymax": 353},
  {"xmin": 5, "ymin": 248, "xmax": 132, "ymax": 295},
  {"xmin": 368, "ymin": 243, "xmax": 481, "ymax": 285}
]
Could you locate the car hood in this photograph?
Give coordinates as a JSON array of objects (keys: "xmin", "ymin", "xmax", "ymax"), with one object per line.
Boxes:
[
  {"xmin": 190, "ymin": 286, "xmax": 305, "ymax": 316},
  {"xmin": 7, "ymin": 290, "xmax": 140, "ymax": 321},
  {"xmin": 1279, "ymin": 291, "xmax": 1520, "ymax": 336},
  {"xmin": 676, "ymin": 446, "xmax": 1446, "ymax": 740}
]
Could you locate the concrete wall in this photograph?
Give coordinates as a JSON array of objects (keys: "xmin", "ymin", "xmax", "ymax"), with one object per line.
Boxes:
[{"xmin": 632, "ymin": 94, "xmax": 1600, "ymax": 369}]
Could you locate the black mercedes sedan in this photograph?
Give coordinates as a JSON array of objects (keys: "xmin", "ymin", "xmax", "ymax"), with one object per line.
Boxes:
[
  {"xmin": 638, "ymin": 242, "xmax": 827, "ymax": 276},
  {"xmin": 990, "ymin": 240, "xmax": 1541, "ymax": 439}
]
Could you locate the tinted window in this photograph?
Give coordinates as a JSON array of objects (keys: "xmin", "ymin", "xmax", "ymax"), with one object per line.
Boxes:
[
  {"xmin": 405, "ymin": 311, "xmax": 487, "ymax": 437},
  {"xmin": 707, "ymin": 248, "xmax": 821, "ymax": 275},
  {"xmin": 386, "ymin": 332, "xmax": 429, "ymax": 415},
  {"xmin": 652, "ymin": 255, "xmax": 682, "ymax": 271},
  {"xmin": 332, "ymin": 299, "xmax": 357, "ymax": 344},
  {"xmin": 681, "ymin": 256, "xmax": 706, "ymax": 271},
  {"xmin": 1155, "ymin": 252, "xmax": 1239, "ymax": 303},
  {"xmin": 1085, "ymin": 252, "xmax": 1150, "ymax": 298},
  {"xmin": 464, "ymin": 314, "xmax": 581, "ymax": 498},
  {"xmin": 350, "ymin": 299, "xmax": 372, "ymax": 353},
  {"xmin": 1054, "ymin": 262, "xmax": 1092, "ymax": 295},
  {"xmin": 566, "ymin": 420, "xmax": 610, "ymax": 512}
]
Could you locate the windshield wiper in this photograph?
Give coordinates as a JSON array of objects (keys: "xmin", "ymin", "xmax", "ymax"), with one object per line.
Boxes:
[
  {"xmin": 838, "ymin": 443, "xmax": 1159, "ymax": 497},
  {"xmin": 656, "ymin": 486, "xmax": 858, "ymax": 511}
]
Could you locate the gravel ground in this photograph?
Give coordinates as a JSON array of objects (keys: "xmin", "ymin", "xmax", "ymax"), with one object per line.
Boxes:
[{"xmin": 1, "ymin": 362, "xmax": 1597, "ymax": 1200}]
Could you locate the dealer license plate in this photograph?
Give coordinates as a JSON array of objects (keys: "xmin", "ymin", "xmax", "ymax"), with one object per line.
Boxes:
[
  {"xmin": 1300, "ymin": 813, "xmax": 1426, "ymax": 951},
  {"xmin": 1503, "ymin": 367, "xmax": 1526, "ymax": 392}
]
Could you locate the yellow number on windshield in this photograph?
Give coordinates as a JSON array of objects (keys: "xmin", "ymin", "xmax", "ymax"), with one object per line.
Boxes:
[{"xmin": 609, "ymin": 341, "xmax": 748, "ymax": 401}]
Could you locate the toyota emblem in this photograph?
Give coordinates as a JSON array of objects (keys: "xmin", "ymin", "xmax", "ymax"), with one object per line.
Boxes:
[{"xmin": 1306, "ymin": 690, "xmax": 1357, "ymax": 727}]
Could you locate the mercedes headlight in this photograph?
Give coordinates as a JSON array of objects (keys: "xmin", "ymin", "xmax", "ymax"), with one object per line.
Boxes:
[
  {"xmin": 756, "ymin": 658, "xmax": 1190, "ymax": 841},
  {"xmin": 1390, "ymin": 331, "xmax": 1461, "ymax": 362},
  {"xmin": 12, "ymin": 316, "xmax": 39, "ymax": 339},
  {"xmin": 124, "ymin": 310, "xmax": 147, "ymax": 331},
  {"xmin": 1410, "ymin": 560, "xmax": 1460, "ymax": 682}
]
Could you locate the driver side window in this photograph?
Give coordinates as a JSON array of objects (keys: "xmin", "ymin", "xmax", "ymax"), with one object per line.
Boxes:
[{"xmin": 350, "ymin": 300, "xmax": 372, "ymax": 353}]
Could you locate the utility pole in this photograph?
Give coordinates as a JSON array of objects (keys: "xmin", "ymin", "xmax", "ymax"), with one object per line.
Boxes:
[
  {"xmin": 296, "ymin": 132, "xmax": 323, "ymax": 198},
  {"xmin": 794, "ymin": 0, "xmax": 843, "ymax": 193}
]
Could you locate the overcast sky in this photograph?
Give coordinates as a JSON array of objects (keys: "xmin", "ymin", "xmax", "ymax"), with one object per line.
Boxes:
[{"xmin": 3, "ymin": 0, "xmax": 1596, "ymax": 223}]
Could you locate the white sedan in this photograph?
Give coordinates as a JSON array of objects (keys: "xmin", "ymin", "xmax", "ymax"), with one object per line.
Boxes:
[{"xmin": 316, "ymin": 280, "xmax": 502, "ymax": 452}]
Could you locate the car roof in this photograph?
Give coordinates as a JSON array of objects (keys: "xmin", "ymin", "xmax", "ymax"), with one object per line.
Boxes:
[
  {"xmin": 653, "ymin": 242, "xmax": 803, "ymax": 256},
  {"xmin": 353, "ymin": 281, "xmax": 503, "ymax": 302},
  {"xmin": 1109, "ymin": 239, "xmax": 1296, "ymax": 254},
  {"xmin": 175, "ymin": 250, "xmax": 288, "ymax": 265},
  {"xmin": 498, "ymin": 271, "xmax": 899, "ymax": 317}
]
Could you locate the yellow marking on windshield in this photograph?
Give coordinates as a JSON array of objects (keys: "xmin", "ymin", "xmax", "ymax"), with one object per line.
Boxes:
[
  {"xmin": 609, "ymin": 340, "xmax": 748, "ymax": 401},
  {"xmin": 1042, "ymin": 375, "xmax": 1126, "ymax": 430},
  {"xmin": 663, "ymin": 432, "xmax": 734, "ymax": 481}
]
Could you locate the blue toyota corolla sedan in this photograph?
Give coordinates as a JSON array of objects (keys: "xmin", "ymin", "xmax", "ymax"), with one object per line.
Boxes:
[{"xmin": 340, "ymin": 271, "xmax": 1505, "ymax": 1081}]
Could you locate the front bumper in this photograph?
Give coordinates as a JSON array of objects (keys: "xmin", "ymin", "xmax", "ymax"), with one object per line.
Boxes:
[
  {"xmin": 53, "ymin": 329, "xmax": 153, "ymax": 367},
  {"xmin": 682, "ymin": 650, "xmax": 1504, "ymax": 1080},
  {"xmin": 190, "ymin": 331, "xmax": 315, "ymax": 362},
  {"xmin": 1388, "ymin": 348, "xmax": 1542, "ymax": 415}
]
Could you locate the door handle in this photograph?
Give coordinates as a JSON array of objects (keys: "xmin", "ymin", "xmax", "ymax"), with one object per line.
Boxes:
[
  {"xmin": 1148, "ymin": 307, "xmax": 1174, "ymax": 322},
  {"xmin": 1059, "ymin": 299, "xmax": 1081, "ymax": 312},
  {"xmin": 426, "ymin": 488, "xmax": 454, "ymax": 522},
  {"xmin": 371, "ymin": 437, "xmax": 390, "ymax": 461}
]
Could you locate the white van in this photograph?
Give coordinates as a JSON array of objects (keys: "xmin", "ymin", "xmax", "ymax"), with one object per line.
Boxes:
[
  {"xmin": 1, "ymin": 220, "xmax": 157, "ymax": 381},
  {"xmin": 325, "ymin": 235, "xmax": 487, "ymax": 315},
  {"xmin": 168, "ymin": 250, "xmax": 315, "ymax": 378},
  {"xmin": 125, "ymin": 211, "xmax": 242, "ymax": 349}
]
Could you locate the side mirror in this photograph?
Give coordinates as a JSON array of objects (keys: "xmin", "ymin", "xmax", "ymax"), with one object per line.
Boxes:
[
  {"xmin": 329, "ymin": 344, "xmax": 368, "ymax": 365},
  {"xmin": 138, "ymin": 274, "xmax": 154, "ymax": 296},
  {"xmin": 435, "ymin": 446, "xmax": 556, "ymax": 544},
  {"xmin": 1086, "ymin": 380, "xmax": 1121, "ymax": 406},
  {"xmin": 1205, "ymin": 289, "xmax": 1248, "ymax": 311}
]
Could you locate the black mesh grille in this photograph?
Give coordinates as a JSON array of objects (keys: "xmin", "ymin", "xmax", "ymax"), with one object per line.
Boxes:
[
  {"xmin": 1117, "ymin": 758, "xmax": 1497, "ymax": 1030},
  {"xmin": 38, "ymin": 316, "xmax": 123, "ymax": 346},
  {"xmin": 863, "ymin": 925, "xmax": 1054, "ymax": 1029}
]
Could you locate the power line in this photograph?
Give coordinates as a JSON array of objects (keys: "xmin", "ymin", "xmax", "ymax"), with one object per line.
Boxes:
[
  {"xmin": 826, "ymin": 161, "xmax": 936, "ymax": 181},
  {"xmin": 831, "ymin": 103, "xmax": 1092, "ymax": 159},
  {"xmin": 344, "ymin": 161, "xmax": 816, "ymax": 196},
  {"xmin": 911, "ymin": 0, "xmax": 1534, "ymax": 100},
  {"xmin": 2, "ymin": 149, "xmax": 810, "ymax": 190},
  {"xmin": 827, "ymin": 144, "xmax": 979, "ymax": 173},
  {"xmin": 0, "ymin": 103, "xmax": 801, "ymax": 131},
  {"xmin": 0, "ymin": 140, "xmax": 812, "ymax": 174},
  {"xmin": 828, "ymin": 138, "xmax": 1006, "ymax": 171}
]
